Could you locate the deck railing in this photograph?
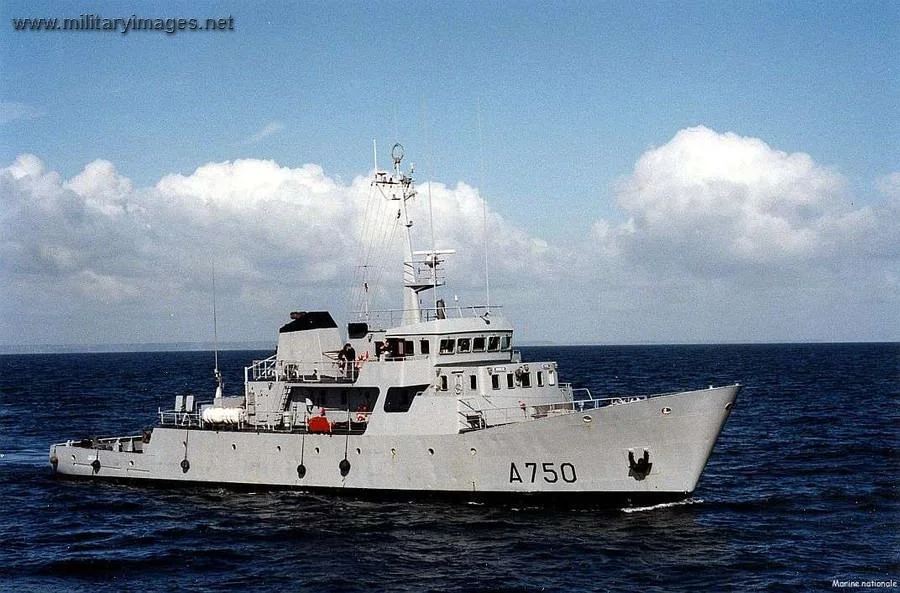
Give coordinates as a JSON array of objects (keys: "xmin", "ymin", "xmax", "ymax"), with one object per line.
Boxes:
[
  {"xmin": 457, "ymin": 388, "xmax": 653, "ymax": 431},
  {"xmin": 159, "ymin": 407, "xmax": 204, "ymax": 427},
  {"xmin": 352, "ymin": 304, "xmax": 501, "ymax": 328},
  {"xmin": 245, "ymin": 355, "xmax": 359, "ymax": 383}
]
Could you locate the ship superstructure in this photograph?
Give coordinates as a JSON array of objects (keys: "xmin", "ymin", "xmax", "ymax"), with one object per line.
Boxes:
[{"xmin": 49, "ymin": 144, "xmax": 740, "ymax": 504}]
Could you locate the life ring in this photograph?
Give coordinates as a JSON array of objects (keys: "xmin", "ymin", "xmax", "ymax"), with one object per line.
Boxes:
[{"xmin": 355, "ymin": 403, "xmax": 369, "ymax": 422}]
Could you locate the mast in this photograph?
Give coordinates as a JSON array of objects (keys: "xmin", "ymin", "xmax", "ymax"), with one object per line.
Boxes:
[{"xmin": 371, "ymin": 142, "xmax": 453, "ymax": 326}]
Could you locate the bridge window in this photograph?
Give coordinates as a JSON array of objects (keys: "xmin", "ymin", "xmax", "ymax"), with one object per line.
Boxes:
[
  {"xmin": 472, "ymin": 337, "xmax": 486, "ymax": 352},
  {"xmin": 439, "ymin": 339, "xmax": 455, "ymax": 354},
  {"xmin": 420, "ymin": 339, "xmax": 430, "ymax": 355},
  {"xmin": 457, "ymin": 338, "xmax": 471, "ymax": 353},
  {"xmin": 521, "ymin": 372, "xmax": 532, "ymax": 388},
  {"xmin": 501, "ymin": 335, "xmax": 511, "ymax": 350},
  {"xmin": 395, "ymin": 339, "xmax": 414, "ymax": 357},
  {"xmin": 488, "ymin": 336, "xmax": 500, "ymax": 351}
]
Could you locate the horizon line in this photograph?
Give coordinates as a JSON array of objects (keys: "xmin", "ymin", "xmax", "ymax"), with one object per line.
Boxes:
[{"xmin": 1, "ymin": 339, "xmax": 896, "ymax": 355}]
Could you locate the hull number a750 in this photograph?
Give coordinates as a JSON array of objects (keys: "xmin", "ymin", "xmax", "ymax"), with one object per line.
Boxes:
[{"xmin": 509, "ymin": 462, "xmax": 577, "ymax": 484}]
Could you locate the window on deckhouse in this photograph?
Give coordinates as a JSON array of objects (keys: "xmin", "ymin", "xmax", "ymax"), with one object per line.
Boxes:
[
  {"xmin": 383, "ymin": 385, "xmax": 428, "ymax": 413},
  {"xmin": 395, "ymin": 339, "xmax": 414, "ymax": 357}
]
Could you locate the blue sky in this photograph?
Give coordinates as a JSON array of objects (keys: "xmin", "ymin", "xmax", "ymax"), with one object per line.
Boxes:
[{"xmin": 1, "ymin": 1, "xmax": 898, "ymax": 348}]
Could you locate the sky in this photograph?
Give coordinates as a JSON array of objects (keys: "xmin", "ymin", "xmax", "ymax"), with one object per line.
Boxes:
[{"xmin": 1, "ymin": 1, "xmax": 898, "ymax": 350}]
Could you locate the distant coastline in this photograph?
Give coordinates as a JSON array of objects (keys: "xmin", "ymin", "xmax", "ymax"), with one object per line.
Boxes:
[
  {"xmin": 1, "ymin": 340, "xmax": 896, "ymax": 355},
  {"xmin": 0, "ymin": 341, "xmax": 275, "ymax": 355}
]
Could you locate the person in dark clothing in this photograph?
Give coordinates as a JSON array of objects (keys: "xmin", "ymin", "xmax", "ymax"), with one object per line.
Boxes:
[{"xmin": 338, "ymin": 343, "xmax": 356, "ymax": 378}]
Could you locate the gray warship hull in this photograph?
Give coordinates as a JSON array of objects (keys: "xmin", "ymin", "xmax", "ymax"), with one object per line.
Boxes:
[
  {"xmin": 48, "ymin": 143, "xmax": 741, "ymax": 504},
  {"xmin": 50, "ymin": 384, "xmax": 739, "ymax": 503}
]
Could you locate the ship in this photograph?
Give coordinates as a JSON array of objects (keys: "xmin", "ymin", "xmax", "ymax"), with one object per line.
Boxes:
[{"xmin": 49, "ymin": 144, "xmax": 740, "ymax": 505}]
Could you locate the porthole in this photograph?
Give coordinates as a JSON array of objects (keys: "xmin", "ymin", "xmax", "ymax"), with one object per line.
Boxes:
[
  {"xmin": 470, "ymin": 448, "xmax": 477, "ymax": 456},
  {"xmin": 428, "ymin": 448, "xmax": 435, "ymax": 456},
  {"xmin": 356, "ymin": 448, "xmax": 362, "ymax": 455},
  {"xmin": 725, "ymin": 402, "xmax": 734, "ymax": 411},
  {"xmin": 276, "ymin": 445, "xmax": 282, "ymax": 452},
  {"xmin": 582, "ymin": 415, "xmax": 593, "ymax": 423},
  {"xmin": 231, "ymin": 443, "xmax": 236, "ymax": 450},
  {"xmin": 315, "ymin": 447, "xmax": 320, "ymax": 454},
  {"xmin": 661, "ymin": 407, "xmax": 672, "ymax": 415},
  {"xmin": 129, "ymin": 460, "xmax": 135, "ymax": 467},
  {"xmin": 390, "ymin": 448, "xmax": 397, "ymax": 457}
]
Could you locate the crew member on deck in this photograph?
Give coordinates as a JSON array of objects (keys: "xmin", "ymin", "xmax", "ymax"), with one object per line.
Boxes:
[{"xmin": 338, "ymin": 343, "xmax": 356, "ymax": 378}]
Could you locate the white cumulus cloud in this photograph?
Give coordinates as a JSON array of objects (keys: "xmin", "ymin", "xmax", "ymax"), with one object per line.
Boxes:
[
  {"xmin": 0, "ymin": 154, "xmax": 549, "ymax": 346},
  {"xmin": 1, "ymin": 128, "xmax": 897, "ymax": 347},
  {"xmin": 580, "ymin": 126, "xmax": 898, "ymax": 342},
  {"xmin": 607, "ymin": 126, "xmax": 858, "ymax": 269}
]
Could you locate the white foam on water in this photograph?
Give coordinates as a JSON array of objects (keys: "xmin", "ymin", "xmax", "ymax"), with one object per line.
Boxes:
[{"xmin": 621, "ymin": 497, "xmax": 704, "ymax": 513}]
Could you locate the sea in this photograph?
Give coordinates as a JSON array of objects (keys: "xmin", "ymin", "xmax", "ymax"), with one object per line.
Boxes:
[{"xmin": 0, "ymin": 344, "xmax": 897, "ymax": 592}]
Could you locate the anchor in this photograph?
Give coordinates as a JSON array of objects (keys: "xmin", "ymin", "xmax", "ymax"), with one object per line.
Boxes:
[{"xmin": 628, "ymin": 449, "xmax": 652, "ymax": 480}]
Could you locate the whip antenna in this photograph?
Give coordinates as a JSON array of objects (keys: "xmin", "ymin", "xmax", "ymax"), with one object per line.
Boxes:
[
  {"xmin": 477, "ymin": 103, "xmax": 490, "ymax": 310},
  {"xmin": 212, "ymin": 261, "xmax": 223, "ymax": 399}
]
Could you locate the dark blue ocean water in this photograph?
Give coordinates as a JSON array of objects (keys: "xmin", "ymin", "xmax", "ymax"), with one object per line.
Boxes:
[{"xmin": 1, "ymin": 344, "xmax": 897, "ymax": 592}]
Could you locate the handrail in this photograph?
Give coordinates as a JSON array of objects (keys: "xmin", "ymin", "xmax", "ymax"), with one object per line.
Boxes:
[
  {"xmin": 245, "ymin": 356, "xmax": 359, "ymax": 383},
  {"xmin": 457, "ymin": 398, "xmax": 486, "ymax": 429},
  {"xmin": 456, "ymin": 391, "xmax": 662, "ymax": 431},
  {"xmin": 351, "ymin": 304, "xmax": 502, "ymax": 327},
  {"xmin": 158, "ymin": 409, "xmax": 202, "ymax": 427}
]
